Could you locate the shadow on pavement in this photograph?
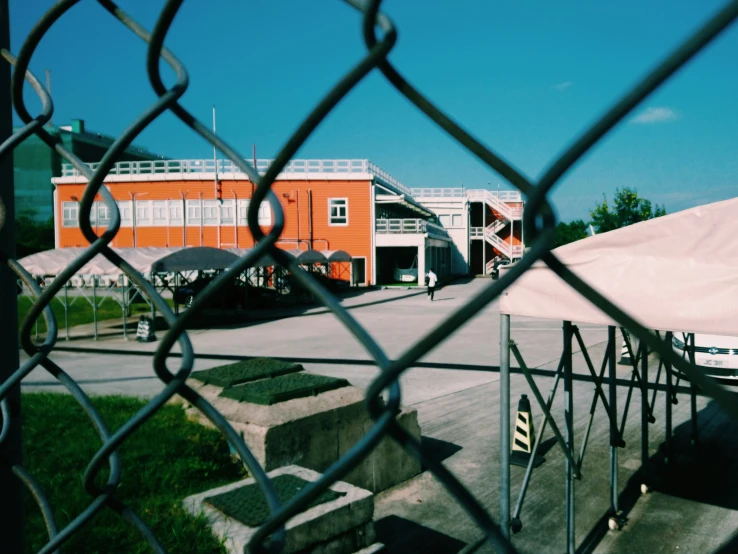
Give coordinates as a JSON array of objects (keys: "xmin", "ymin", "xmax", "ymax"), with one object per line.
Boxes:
[
  {"xmin": 577, "ymin": 396, "xmax": 738, "ymax": 554},
  {"xmin": 420, "ymin": 436, "xmax": 463, "ymax": 470},
  {"xmin": 375, "ymin": 515, "xmax": 467, "ymax": 554}
]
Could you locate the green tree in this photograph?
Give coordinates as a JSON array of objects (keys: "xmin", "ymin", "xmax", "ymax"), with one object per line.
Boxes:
[
  {"xmin": 555, "ymin": 219, "xmax": 589, "ymax": 248},
  {"xmin": 590, "ymin": 187, "xmax": 666, "ymax": 234},
  {"xmin": 15, "ymin": 210, "xmax": 55, "ymax": 257}
]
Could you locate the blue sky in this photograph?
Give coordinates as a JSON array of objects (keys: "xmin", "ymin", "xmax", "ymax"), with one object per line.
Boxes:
[{"xmin": 11, "ymin": 0, "xmax": 738, "ymax": 222}]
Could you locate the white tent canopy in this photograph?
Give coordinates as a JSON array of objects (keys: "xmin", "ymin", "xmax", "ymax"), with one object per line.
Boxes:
[
  {"xmin": 20, "ymin": 246, "xmax": 353, "ymax": 278},
  {"xmin": 500, "ymin": 197, "xmax": 738, "ymax": 337},
  {"xmin": 21, "ymin": 247, "xmax": 238, "ymax": 277}
]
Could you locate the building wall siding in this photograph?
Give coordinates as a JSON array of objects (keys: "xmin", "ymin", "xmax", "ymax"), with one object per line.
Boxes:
[{"xmin": 55, "ymin": 179, "xmax": 374, "ymax": 284}]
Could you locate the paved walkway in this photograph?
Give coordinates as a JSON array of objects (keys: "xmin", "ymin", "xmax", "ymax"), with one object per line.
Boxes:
[{"xmin": 19, "ymin": 279, "xmax": 738, "ymax": 553}]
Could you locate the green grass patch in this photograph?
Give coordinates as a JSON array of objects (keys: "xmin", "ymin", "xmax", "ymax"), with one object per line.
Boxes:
[
  {"xmin": 23, "ymin": 393, "xmax": 247, "ymax": 554},
  {"xmin": 17, "ymin": 296, "xmax": 171, "ymax": 334}
]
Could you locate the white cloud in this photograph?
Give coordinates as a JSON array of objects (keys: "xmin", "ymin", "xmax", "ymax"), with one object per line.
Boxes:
[
  {"xmin": 631, "ymin": 107, "xmax": 679, "ymax": 124},
  {"xmin": 554, "ymin": 81, "xmax": 573, "ymax": 91}
]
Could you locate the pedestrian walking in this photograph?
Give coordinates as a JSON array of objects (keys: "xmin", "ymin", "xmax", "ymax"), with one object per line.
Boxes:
[{"xmin": 426, "ymin": 267, "xmax": 437, "ymax": 301}]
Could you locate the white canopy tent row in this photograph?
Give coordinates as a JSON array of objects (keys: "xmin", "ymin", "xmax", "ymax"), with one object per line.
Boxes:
[
  {"xmin": 495, "ymin": 197, "xmax": 738, "ymax": 551},
  {"xmin": 18, "ymin": 246, "xmax": 352, "ymax": 340}
]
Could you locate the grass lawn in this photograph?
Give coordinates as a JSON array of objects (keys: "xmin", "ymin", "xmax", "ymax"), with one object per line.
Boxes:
[
  {"xmin": 17, "ymin": 296, "xmax": 169, "ymax": 334},
  {"xmin": 23, "ymin": 393, "xmax": 246, "ymax": 554}
]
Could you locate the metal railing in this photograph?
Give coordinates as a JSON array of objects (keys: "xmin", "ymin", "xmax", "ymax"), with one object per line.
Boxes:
[
  {"xmin": 411, "ymin": 187, "xmax": 466, "ymax": 198},
  {"xmin": 375, "ymin": 218, "xmax": 448, "ymax": 237},
  {"xmin": 2, "ymin": 2, "xmax": 738, "ymax": 554},
  {"xmin": 412, "ymin": 187, "xmax": 523, "ymax": 203},
  {"xmin": 466, "ymin": 189, "xmax": 523, "ymax": 220},
  {"xmin": 61, "ymin": 158, "xmax": 414, "ymax": 197}
]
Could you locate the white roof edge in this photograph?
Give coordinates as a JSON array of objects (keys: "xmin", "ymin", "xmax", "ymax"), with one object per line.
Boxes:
[{"xmin": 52, "ymin": 172, "xmax": 376, "ymax": 185}]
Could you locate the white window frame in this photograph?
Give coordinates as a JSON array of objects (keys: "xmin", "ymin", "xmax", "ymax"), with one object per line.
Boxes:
[
  {"xmin": 438, "ymin": 214, "xmax": 451, "ymax": 227},
  {"xmin": 117, "ymin": 200, "xmax": 132, "ymax": 227},
  {"xmin": 151, "ymin": 200, "xmax": 168, "ymax": 226},
  {"xmin": 328, "ymin": 198, "xmax": 348, "ymax": 226},
  {"xmin": 202, "ymin": 199, "xmax": 220, "ymax": 226},
  {"xmin": 237, "ymin": 199, "xmax": 272, "ymax": 226},
  {"xmin": 220, "ymin": 199, "xmax": 235, "ymax": 225},
  {"xmin": 168, "ymin": 201, "xmax": 183, "ymax": 226},
  {"xmin": 62, "ymin": 201, "xmax": 78, "ymax": 227},
  {"xmin": 452, "ymin": 214, "xmax": 462, "ymax": 227},
  {"xmin": 186, "ymin": 199, "xmax": 201, "ymax": 226},
  {"xmin": 135, "ymin": 200, "xmax": 152, "ymax": 226}
]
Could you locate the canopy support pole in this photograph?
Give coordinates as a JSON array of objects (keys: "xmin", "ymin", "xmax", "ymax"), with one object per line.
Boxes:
[{"xmin": 499, "ymin": 313, "xmax": 510, "ymax": 540}]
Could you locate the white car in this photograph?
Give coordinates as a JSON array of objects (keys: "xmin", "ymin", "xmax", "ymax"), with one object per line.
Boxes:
[{"xmin": 672, "ymin": 333, "xmax": 738, "ymax": 380}]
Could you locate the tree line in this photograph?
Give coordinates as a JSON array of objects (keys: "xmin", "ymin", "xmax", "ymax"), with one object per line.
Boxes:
[{"xmin": 555, "ymin": 187, "xmax": 667, "ymax": 248}]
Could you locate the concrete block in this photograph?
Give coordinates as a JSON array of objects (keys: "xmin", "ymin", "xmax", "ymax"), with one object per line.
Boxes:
[
  {"xmin": 179, "ymin": 377, "xmax": 421, "ymax": 492},
  {"xmin": 339, "ymin": 408, "xmax": 422, "ymax": 493},
  {"xmin": 183, "ymin": 465, "xmax": 374, "ymax": 554}
]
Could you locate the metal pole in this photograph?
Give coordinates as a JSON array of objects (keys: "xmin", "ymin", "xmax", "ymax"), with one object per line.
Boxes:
[
  {"xmin": 689, "ymin": 333, "xmax": 698, "ymax": 445},
  {"xmin": 64, "ymin": 282, "xmax": 69, "ymax": 341},
  {"xmin": 641, "ymin": 340, "xmax": 649, "ymax": 489},
  {"xmin": 92, "ymin": 276, "xmax": 98, "ymax": 340},
  {"xmin": 482, "ymin": 197, "xmax": 486, "ymax": 274},
  {"xmin": 664, "ymin": 331, "xmax": 673, "ymax": 464},
  {"xmin": 0, "ymin": 0, "xmax": 25, "ymax": 544},
  {"xmin": 150, "ymin": 273, "xmax": 155, "ymax": 324},
  {"xmin": 130, "ymin": 192, "xmax": 137, "ymax": 247},
  {"xmin": 608, "ymin": 326, "xmax": 619, "ymax": 513},
  {"xmin": 122, "ymin": 276, "xmax": 128, "ymax": 340},
  {"xmin": 500, "ymin": 314, "xmax": 511, "ymax": 539},
  {"xmin": 563, "ymin": 321, "xmax": 575, "ymax": 554},
  {"xmin": 212, "ymin": 105, "xmax": 218, "ymax": 198},
  {"xmin": 199, "ymin": 192, "xmax": 203, "ymax": 247},
  {"xmin": 180, "ymin": 191, "xmax": 187, "ymax": 247}
]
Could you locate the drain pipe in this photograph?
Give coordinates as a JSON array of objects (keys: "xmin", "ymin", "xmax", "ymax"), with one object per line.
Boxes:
[
  {"xmin": 129, "ymin": 191, "xmax": 137, "ymax": 247},
  {"xmin": 296, "ymin": 189, "xmax": 300, "ymax": 248},
  {"xmin": 308, "ymin": 189, "xmax": 313, "ymax": 249},
  {"xmin": 199, "ymin": 191, "xmax": 204, "ymax": 247},
  {"xmin": 232, "ymin": 189, "xmax": 238, "ymax": 247},
  {"xmin": 180, "ymin": 190, "xmax": 187, "ymax": 247}
]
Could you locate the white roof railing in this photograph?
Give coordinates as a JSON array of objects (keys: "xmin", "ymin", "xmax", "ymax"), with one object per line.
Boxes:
[{"xmin": 60, "ymin": 159, "xmax": 413, "ymax": 197}]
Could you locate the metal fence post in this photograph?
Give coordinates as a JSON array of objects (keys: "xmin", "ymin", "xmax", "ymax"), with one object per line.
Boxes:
[
  {"xmin": 608, "ymin": 326, "xmax": 619, "ymax": 514},
  {"xmin": 92, "ymin": 275, "xmax": 98, "ymax": 340},
  {"xmin": 664, "ymin": 331, "xmax": 673, "ymax": 463},
  {"xmin": 499, "ymin": 313, "xmax": 510, "ymax": 539},
  {"xmin": 0, "ymin": 0, "xmax": 25, "ymax": 548},
  {"xmin": 641, "ymin": 340, "xmax": 649, "ymax": 490},
  {"xmin": 563, "ymin": 321, "xmax": 575, "ymax": 554}
]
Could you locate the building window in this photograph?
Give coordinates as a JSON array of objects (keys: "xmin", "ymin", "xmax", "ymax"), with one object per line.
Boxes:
[
  {"xmin": 329, "ymin": 198, "xmax": 348, "ymax": 226},
  {"xmin": 169, "ymin": 201, "xmax": 183, "ymax": 226},
  {"xmin": 220, "ymin": 199, "xmax": 235, "ymax": 225},
  {"xmin": 117, "ymin": 201, "xmax": 132, "ymax": 227},
  {"xmin": 452, "ymin": 214, "xmax": 462, "ymax": 227},
  {"xmin": 62, "ymin": 201, "xmax": 78, "ymax": 227},
  {"xmin": 258, "ymin": 202, "xmax": 271, "ymax": 226},
  {"xmin": 93, "ymin": 202, "xmax": 111, "ymax": 227},
  {"xmin": 186, "ymin": 200, "xmax": 201, "ymax": 225},
  {"xmin": 237, "ymin": 199, "xmax": 271, "ymax": 226},
  {"xmin": 203, "ymin": 200, "xmax": 220, "ymax": 225},
  {"xmin": 135, "ymin": 200, "xmax": 151, "ymax": 226},
  {"xmin": 152, "ymin": 200, "xmax": 167, "ymax": 226},
  {"xmin": 438, "ymin": 214, "xmax": 450, "ymax": 227}
]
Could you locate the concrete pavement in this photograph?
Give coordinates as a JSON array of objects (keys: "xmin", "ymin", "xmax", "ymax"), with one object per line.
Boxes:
[{"xmin": 18, "ymin": 279, "xmax": 738, "ymax": 553}]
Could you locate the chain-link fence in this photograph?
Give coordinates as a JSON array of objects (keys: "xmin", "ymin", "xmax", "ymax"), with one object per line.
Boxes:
[{"xmin": 2, "ymin": 1, "xmax": 738, "ymax": 553}]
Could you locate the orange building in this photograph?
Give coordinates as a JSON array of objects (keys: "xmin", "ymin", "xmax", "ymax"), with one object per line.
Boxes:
[
  {"xmin": 53, "ymin": 159, "xmax": 525, "ymax": 285},
  {"xmin": 52, "ymin": 159, "xmax": 451, "ymax": 285}
]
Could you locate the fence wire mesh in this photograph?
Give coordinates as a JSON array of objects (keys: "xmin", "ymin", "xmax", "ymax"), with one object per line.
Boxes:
[{"xmin": 1, "ymin": 0, "xmax": 738, "ymax": 552}]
